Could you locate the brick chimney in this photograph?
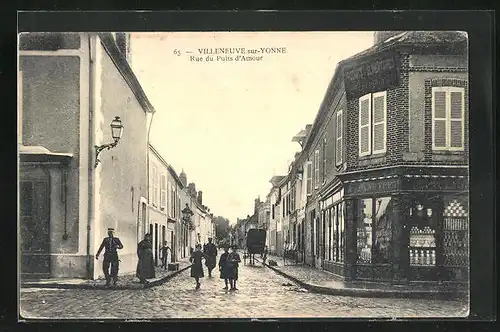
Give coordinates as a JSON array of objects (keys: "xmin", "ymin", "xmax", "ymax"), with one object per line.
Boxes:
[
  {"xmin": 197, "ymin": 191, "xmax": 203, "ymax": 205},
  {"xmin": 179, "ymin": 169, "xmax": 187, "ymax": 187},
  {"xmin": 188, "ymin": 183, "xmax": 197, "ymax": 198},
  {"xmin": 254, "ymin": 197, "xmax": 261, "ymax": 215}
]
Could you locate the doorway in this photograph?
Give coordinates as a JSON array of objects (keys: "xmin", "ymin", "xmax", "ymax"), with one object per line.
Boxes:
[
  {"xmin": 154, "ymin": 223, "xmax": 159, "ymax": 266},
  {"xmin": 20, "ymin": 179, "xmax": 51, "ymax": 278}
]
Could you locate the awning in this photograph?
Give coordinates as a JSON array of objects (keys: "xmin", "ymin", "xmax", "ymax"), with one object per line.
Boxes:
[{"xmin": 19, "ymin": 145, "xmax": 73, "ymax": 163}]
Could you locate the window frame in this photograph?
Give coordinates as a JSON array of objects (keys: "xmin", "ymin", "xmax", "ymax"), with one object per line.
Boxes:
[
  {"xmin": 160, "ymin": 174, "xmax": 166, "ymax": 210},
  {"xmin": 372, "ymin": 91, "xmax": 388, "ymax": 155},
  {"xmin": 306, "ymin": 161, "xmax": 313, "ymax": 196},
  {"xmin": 335, "ymin": 110, "xmax": 343, "ymax": 165},
  {"xmin": 431, "ymin": 86, "xmax": 465, "ymax": 151},
  {"xmin": 314, "ymin": 149, "xmax": 320, "ymax": 189}
]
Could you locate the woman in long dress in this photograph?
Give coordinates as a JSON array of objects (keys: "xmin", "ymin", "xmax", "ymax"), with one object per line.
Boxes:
[
  {"xmin": 136, "ymin": 233, "xmax": 155, "ymax": 284},
  {"xmin": 190, "ymin": 243, "xmax": 206, "ymax": 289},
  {"xmin": 226, "ymin": 245, "xmax": 241, "ymax": 291},
  {"xmin": 218, "ymin": 246, "xmax": 230, "ymax": 290}
]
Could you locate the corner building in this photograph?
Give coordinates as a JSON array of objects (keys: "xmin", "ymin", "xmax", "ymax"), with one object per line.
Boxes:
[{"xmin": 304, "ymin": 31, "xmax": 468, "ymax": 286}]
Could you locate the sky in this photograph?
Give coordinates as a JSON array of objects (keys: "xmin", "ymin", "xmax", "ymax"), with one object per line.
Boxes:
[{"xmin": 130, "ymin": 31, "xmax": 374, "ymax": 224}]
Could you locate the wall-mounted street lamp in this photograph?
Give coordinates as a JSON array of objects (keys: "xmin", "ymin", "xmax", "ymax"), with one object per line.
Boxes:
[
  {"xmin": 94, "ymin": 116, "xmax": 124, "ymax": 168},
  {"xmin": 182, "ymin": 204, "xmax": 194, "ymax": 230}
]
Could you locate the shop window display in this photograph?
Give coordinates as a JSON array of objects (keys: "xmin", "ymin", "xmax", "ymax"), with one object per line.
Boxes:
[{"xmin": 408, "ymin": 201, "xmax": 436, "ymax": 266}]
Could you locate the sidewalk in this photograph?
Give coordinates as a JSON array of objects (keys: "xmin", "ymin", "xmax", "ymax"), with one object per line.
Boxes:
[
  {"xmin": 21, "ymin": 259, "xmax": 192, "ymax": 290},
  {"xmin": 259, "ymin": 254, "xmax": 468, "ymax": 300}
]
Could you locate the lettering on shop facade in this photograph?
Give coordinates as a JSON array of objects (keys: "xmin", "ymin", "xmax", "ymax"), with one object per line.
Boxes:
[
  {"xmin": 345, "ymin": 178, "xmax": 399, "ymax": 196},
  {"xmin": 403, "ymin": 177, "xmax": 468, "ymax": 191},
  {"xmin": 344, "ymin": 52, "xmax": 400, "ymax": 99}
]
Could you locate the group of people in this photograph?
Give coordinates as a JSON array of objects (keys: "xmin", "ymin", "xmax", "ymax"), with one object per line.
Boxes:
[
  {"xmin": 95, "ymin": 228, "xmax": 241, "ymax": 290},
  {"xmin": 189, "ymin": 240, "xmax": 241, "ymax": 290},
  {"xmin": 95, "ymin": 228, "xmax": 161, "ymax": 286}
]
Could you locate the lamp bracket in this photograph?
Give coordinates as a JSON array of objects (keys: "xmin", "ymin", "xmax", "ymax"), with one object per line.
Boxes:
[{"xmin": 94, "ymin": 141, "xmax": 118, "ymax": 168}]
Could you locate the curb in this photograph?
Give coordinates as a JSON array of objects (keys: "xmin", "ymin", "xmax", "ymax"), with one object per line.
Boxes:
[
  {"xmin": 261, "ymin": 260, "xmax": 466, "ymax": 300},
  {"xmin": 21, "ymin": 264, "xmax": 192, "ymax": 291}
]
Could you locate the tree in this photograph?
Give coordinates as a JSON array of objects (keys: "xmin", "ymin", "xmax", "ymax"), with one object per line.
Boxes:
[{"xmin": 213, "ymin": 216, "xmax": 231, "ymax": 243}]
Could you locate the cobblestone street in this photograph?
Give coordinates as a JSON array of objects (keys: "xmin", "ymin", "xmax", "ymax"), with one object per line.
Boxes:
[{"xmin": 20, "ymin": 255, "xmax": 468, "ymax": 319}]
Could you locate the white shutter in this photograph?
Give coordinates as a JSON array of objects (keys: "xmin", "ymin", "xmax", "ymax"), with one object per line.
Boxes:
[
  {"xmin": 336, "ymin": 110, "xmax": 343, "ymax": 165},
  {"xmin": 314, "ymin": 150, "xmax": 319, "ymax": 188},
  {"xmin": 306, "ymin": 161, "xmax": 312, "ymax": 196},
  {"xmin": 432, "ymin": 88, "xmax": 447, "ymax": 150},
  {"xmin": 449, "ymin": 88, "xmax": 465, "ymax": 150},
  {"xmin": 359, "ymin": 94, "xmax": 372, "ymax": 156},
  {"xmin": 372, "ymin": 91, "xmax": 387, "ymax": 154},
  {"xmin": 160, "ymin": 174, "xmax": 166, "ymax": 209}
]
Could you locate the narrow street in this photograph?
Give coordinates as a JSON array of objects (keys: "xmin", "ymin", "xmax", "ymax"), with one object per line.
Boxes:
[{"xmin": 20, "ymin": 255, "xmax": 468, "ymax": 319}]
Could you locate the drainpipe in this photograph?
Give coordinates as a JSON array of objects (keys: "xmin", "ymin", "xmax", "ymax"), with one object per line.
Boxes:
[{"xmin": 86, "ymin": 35, "xmax": 95, "ymax": 280}]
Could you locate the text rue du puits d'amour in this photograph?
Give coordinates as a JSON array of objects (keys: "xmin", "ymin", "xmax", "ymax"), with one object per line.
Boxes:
[{"xmin": 188, "ymin": 47, "xmax": 287, "ymax": 62}]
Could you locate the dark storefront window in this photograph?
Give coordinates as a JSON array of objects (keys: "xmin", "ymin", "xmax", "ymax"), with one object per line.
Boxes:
[
  {"xmin": 339, "ymin": 202, "xmax": 345, "ymax": 262},
  {"xmin": 356, "ymin": 197, "xmax": 393, "ymax": 264},
  {"xmin": 441, "ymin": 197, "xmax": 469, "ymax": 267},
  {"xmin": 408, "ymin": 199, "xmax": 436, "ymax": 267},
  {"xmin": 325, "ymin": 201, "xmax": 345, "ymax": 263}
]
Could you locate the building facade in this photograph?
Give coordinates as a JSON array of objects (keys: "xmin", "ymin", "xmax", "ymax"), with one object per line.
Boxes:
[
  {"xmin": 259, "ymin": 31, "xmax": 469, "ymax": 286},
  {"xmin": 19, "ymin": 32, "xmax": 154, "ymax": 280}
]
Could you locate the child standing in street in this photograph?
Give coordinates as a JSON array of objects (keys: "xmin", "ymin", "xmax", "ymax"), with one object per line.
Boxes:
[
  {"xmin": 160, "ymin": 241, "xmax": 171, "ymax": 270},
  {"xmin": 190, "ymin": 244, "xmax": 205, "ymax": 289},
  {"xmin": 218, "ymin": 246, "xmax": 230, "ymax": 290},
  {"xmin": 226, "ymin": 245, "xmax": 241, "ymax": 291}
]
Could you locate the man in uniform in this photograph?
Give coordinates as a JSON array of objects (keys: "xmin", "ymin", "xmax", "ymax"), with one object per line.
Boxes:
[
  {"xmin": 203, "ymin": 237, "xmax": 218, "ymax": 277},
  {"xmin": 96, "ymin": 228, "xmax": 124, "ymax": 286}
]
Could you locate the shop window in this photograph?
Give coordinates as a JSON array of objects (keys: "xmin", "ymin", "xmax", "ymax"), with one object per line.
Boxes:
[
  {"xmin": 339, "ymin": 202, "xmax": 345, "ymax": 262},
  {"xmin": 357, "ymin": 199, "xmax": 373, "ymax": 263},
  {"xmin": 356, "ymin": 197, "xmax": 393, "ymax": 264},
  {"xmin": 408, "ymin": 201, "xmax": 436, "ymax": 266},
  {"xmin": 442, "ymin": 198, "xmax": 468, "ymax": 267},
  {"xmin": 332, "ymin": 207, "xmax": 337, "ymax": 261}
]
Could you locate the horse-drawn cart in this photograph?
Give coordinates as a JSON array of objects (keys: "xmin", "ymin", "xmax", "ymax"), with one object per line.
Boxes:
[{"xmin": 244, "ymin": 229, "xmax": 266, "ymax": 265}]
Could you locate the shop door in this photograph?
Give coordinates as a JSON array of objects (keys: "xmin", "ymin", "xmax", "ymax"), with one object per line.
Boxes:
[
  {"xmin": 20, "ymin": 180, "xmax": 51, "ymax": 278},
  {"xmin": 171, "ymin": 232, "xmax": 175, "ymax": 262},
  {"xmin": 154, "ymin": 223, "xmax": 159, "ymax": 266}
]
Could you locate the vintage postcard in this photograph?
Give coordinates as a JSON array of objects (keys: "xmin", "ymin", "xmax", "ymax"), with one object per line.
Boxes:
[{"xmin": 18, "ymin": 31, "xmax": 469, "ymax": 319}]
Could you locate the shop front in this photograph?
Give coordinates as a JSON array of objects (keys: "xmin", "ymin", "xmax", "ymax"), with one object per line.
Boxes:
[{"xmin": 339, "ymin": 166, "xmax": 469, "ymax": 285}]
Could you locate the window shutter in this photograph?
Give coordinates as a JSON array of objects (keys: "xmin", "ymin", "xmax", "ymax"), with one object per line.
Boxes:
[
  {"xmin": 160, "ymin": 174, "xmax": 166, "ymax": 208},
  {"xmin": 372, "ymin": 92, "xmax": 387, "ymax": 154},
  {"xmin": 314, "ymin": 150, "xmax": 319, "ymax": 188},
  {"xmin": 359, "ymin": 95, "xmax": 371, "ymax": 156},
  {"xmin": 306, "ymin": 161, "xmax": 312, "ymax": 195},
  {"xmin": 449, "ymin": 89, "xmax": 464, "ymax": 149},
  {"xmin": 336, "ymin": 110, "xmax": 343, "ymax": 165},
  {"xmin": 432, "ymin": 89, "xmax": 447, "ymax": 149}
]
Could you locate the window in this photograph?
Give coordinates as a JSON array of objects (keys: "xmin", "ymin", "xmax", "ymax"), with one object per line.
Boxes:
[
  {"xmin": 314, "ymin": 150, "xmax": 319, "ymax": 188},
  {"xmin": 356, "ymin": 197, "xmax": 393, "ymax": 264},
  {"xmin": 306, "ymin": 161, "xmax": 312, "ymax": 196},
  {"xmin": 18, "ymin": 70, "xmax": 23, "ymax": 144},
  {"xmin": 151, "ymin": 165, "xmax": 158, "ymax": 206},
  {"xmin": 336, "ymin": 110, "xmax": 343, "ymax": 165},
  {"xmin": 322, "ymin": 138, "xmax": 327, "ymax": 182},
  {"xmin": 359, "ymin": 92, "xmax": 387, "ymax": 156},
  {"xmin": 432, "ymin": 87, "xmax": 465, "ymax": 151},
  {"xmin": 160, "ymin": 174, "xmax": 166, "ymax": 209},
  {"xmin": 272, "ymin": 204, "xmax": 275, "ymax": 219}
]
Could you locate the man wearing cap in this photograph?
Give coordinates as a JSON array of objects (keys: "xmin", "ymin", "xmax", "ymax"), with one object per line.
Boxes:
[
  {"xmin": 96, "ymin": 228, "xmax": 124, "ymax": 286},
  {"xmin": 203, "ymin": 237, "xmax": 218, "ymax": 277}
]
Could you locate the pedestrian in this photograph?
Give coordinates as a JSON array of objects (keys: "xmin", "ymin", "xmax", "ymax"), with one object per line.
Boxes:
[
  {"xmin": 218, "ymin": 246, "xmax": 230, "ymax": 290},
  {"xmin": 95, "ymin": 227, "xmax": 124, "ymax": 287},
  {"xmin": 190, "ymin": 243, "xmax": 206, "ymax": 289},
  {"xmin": 262, "ymin": 245, "xmax": 268, "ymax": 265},
  {"xmin": 226, "ymin": 245, "xmax": 241, "ymax": 291},
  {"xmin": 160, "ymin": 241, "xmax": 171, "ymax": 270},
  {"xmin": 136, "ymin": 233, "xmax": 155, "ymax": 284},
  {"xmin": 204, "ymin": 237, "xmax": 218, "ymax": 277}
]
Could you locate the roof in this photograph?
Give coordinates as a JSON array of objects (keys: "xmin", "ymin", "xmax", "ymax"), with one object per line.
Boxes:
[
  {"xmin": 149, "ymin": 144, "xmax": 184, "ymax": 189},
  {"xmin": 19, "ymin": 145, "xmax": 73, "ymax": 163},
  {"xmin": 98, "ymin": 33, "xmax": 156, "ymax": 115},
  {"xmin": 269, "ymin": 176, "xmax": 285, "ymax": 187}
]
